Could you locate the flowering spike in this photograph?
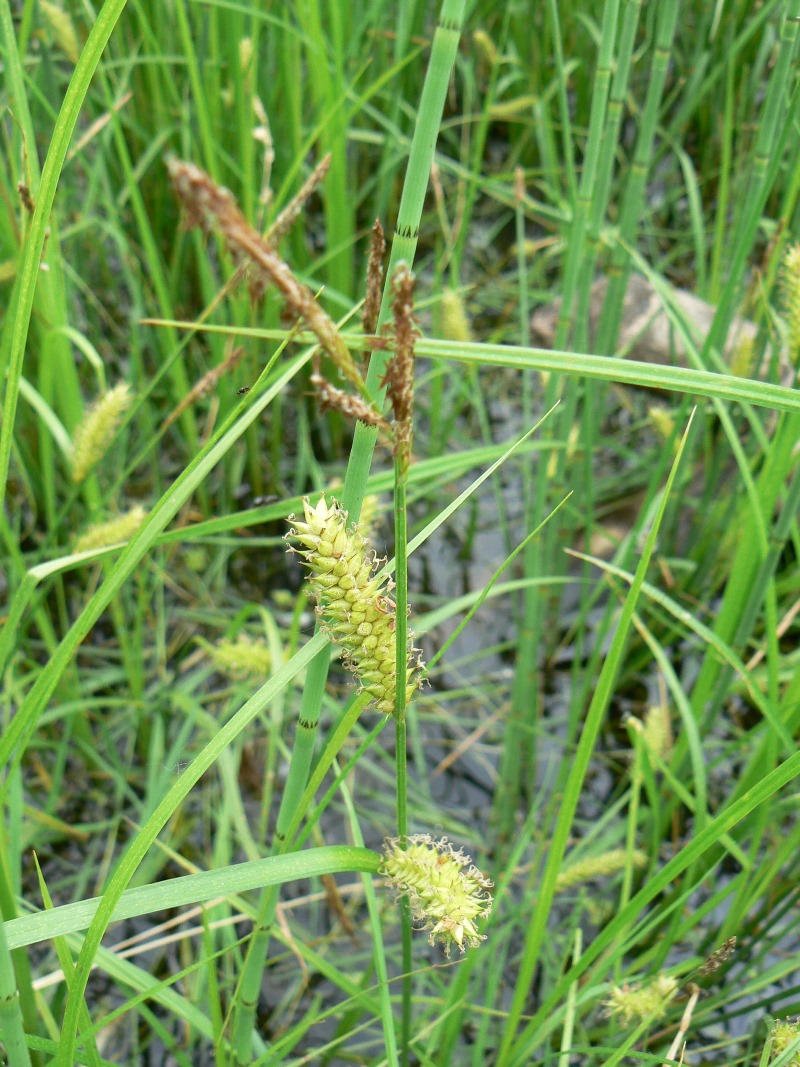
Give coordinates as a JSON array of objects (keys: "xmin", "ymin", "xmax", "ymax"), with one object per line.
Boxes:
[
  {"xmin": 286, "ymin": 496, "xmax": 423, "ymax": 716},
  {"xmin": 771, "ymin": 1018, "xmax": 800, "ymax": 1066},
  {"xmin": 440, "ymin": 287, "xmax": 474, "ymax": 344},
  {"xmin": 265, "ymin": 153, "xmax": 332, "ymax": 248},
  {"xmin": 74, "ymin": 505, "xmax": 147, "ymax": 552},
  {"xmin": 362, "ymin": 219, "xmax": 386, "ymax": 337},
  {"xmin": 604, "ymin": 975, "xmax": 678, "ymax": 1026},
  {"xmin": 70, "ymin": 383, "xmax": 134, "ymax": 483},
  {"xmin": 382, "ymin": 263, "xmax": 419, "ymax": 475},
  {"xmin": 781, "ymin": 243, "xmax": 800, "ymax": 361},
  {"xmin": 310, "ymin": 370, "xmax": 392, "ymax": 433},
  {"xmin": 198, "ymin": 635, "xmax": 271, "ymax": 681},
  {"xmin": 381, "ymin": 835, "xmax": 492, "ymax": 955},
  {"xmin": 168, "ymin": 157, "xmax": 364, "ymax": 393},
  {"xmin": 698, "ymin": 935, "xmax": 736, "ymax": 977},
  {"xmin": 555, "ymin": 847, "xmax": 648, "ymax": 892}
]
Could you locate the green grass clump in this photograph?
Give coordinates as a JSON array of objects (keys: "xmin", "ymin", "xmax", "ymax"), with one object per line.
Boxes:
[{"xmin": 2, "ymin": 2, "xmax": 800, "ymax": 1065}]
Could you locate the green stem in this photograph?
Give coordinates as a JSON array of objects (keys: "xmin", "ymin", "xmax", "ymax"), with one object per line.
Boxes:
[
  {"xmin": 0, "ymin": 0, "xmax": 130, "ymax": 515},
  {"xmin": 0, "ymin": 920, "xmax": 31, "ymax": 1067},
  {"xmin": 497, "ymin": 414, "xmax": 694, "ymax": 1065},
  {"xmin": 492, "ymin": 172, "xmax": 536, "ymax": 847},
  {"xmin": 0, "ymin": 837, "xmax": 32, "ymax": 1067},
  {"xmin": 230, "ymin": 6, "xmax": 464, "ymax": 1060},
  {"xmin": 394, "ymin": 469, "xmax": 412, "ymax": 1065},
  {"xmin": 231, "ymin": 649, "xmax": 332, "ymax": 1063}
]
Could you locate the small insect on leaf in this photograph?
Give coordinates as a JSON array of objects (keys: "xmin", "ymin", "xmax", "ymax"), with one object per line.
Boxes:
[{"xmin": 237, "ymin": 385, "xmax": 251, "ymax": 396}]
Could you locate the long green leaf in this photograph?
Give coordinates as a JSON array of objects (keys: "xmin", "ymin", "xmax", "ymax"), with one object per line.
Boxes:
[{"xmin": 4, "ymin": 847, "xmax": 379, "ymax": 950}]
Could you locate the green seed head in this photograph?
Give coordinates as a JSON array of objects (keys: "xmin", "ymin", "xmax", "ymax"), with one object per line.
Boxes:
[
  {"xmin": 771, "ymin": 1018, "xmax": 800, "ymax": 1066},
  {"xmin": 70, "ymin": 383, "xmax": 134, "ymax": 483},
  {"xmin": 287, "ymin": 496, "xmax": 423, "ymax": 716},
  {"xmin": 604, "ymin": 975, "xmax": 678, "ymax": 1026},
  {"xmin": 73, "ymin": 505, "xmax": 147, "ymax": 553},
  {"xmin": 381, "ymin": 834, "xmax": 493, "ymax": 955},
  {"xmin": 782, "ymin": 244, "xmax": 800, "ymax": 361}
]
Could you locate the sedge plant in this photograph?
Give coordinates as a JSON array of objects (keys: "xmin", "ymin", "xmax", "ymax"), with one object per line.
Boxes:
[{"xmin": 5, "ymin": 2, "xmax": 800, "ymax": 1066}]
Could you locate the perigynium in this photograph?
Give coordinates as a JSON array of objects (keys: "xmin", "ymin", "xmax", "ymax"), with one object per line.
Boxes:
[
  {"xmin": 380, "ymin": 834, "xmax": 493, "ymax": 954},
  {"xmin": 73, "ymin": 505, "xmax": 147, "ymax": 552},
  {"xmin": 287, "ymin": 495, "xmax": 423, "ymax": 717},
  {"xmin": 603, "ymin": 974, "xmax": 678, "ymax": 1026},
  {"xmin": 69, "ymin": 382, "xmax": 134, "ymax": 483}
]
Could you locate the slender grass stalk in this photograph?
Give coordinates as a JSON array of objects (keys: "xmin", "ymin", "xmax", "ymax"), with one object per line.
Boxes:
[
  {"xmin": 594, "ymin": 1, "xmax": 682, "ymax": 356},
  {"xmin": 579, "ymin": 0, "xmax": 642, "ymax": 306},
  {"xmin": 540, "ymin": 0, "xmax": 575, "ymax": 201},
  {"xmin": 298, "ymin": 0, "xmax": 354, "ymax": 297},
  {"xmin": 533, "ymin": 0, "xmax": 622, "ymax": 679},
  {"xmin": 0, "ymin": 0, "xmax": 83, "ymax": 532},
  {"xmin": 230, "ymin": 6, "xmax": 464, "ymax": 1060},
  {"xmin": 685, "ymin": 10, "xmax": 800, "ymax": 729},
  {"xmin": 0, "ymin": 801, "xmax": 38, "ymax": 1063},
  {"xmin": 496, "ymin": 412, "xmax": 694, "ymax": 1065},
  {"xmin": 0, "ymin": 917, "xmax": 31, "ymax": 1067},
  {"xmin": 393, "ymin": 478, "xmax": 413, "ymax": 1066},
  {"xmin": 557, "ymin": 928, "xmax": 581, "ymax": 1067},
  {"xmin": 617, "ymin": 730, "xmax": 643, "ymax": 978},
  {"xmin": 552, "ymin": 0, "xmax": 621, "ymax": 352},
  {"xmin": 33, "ymin": 857, "xmax": 101, "ymax": 1067},
  {"xmin": 492, "ymin": 170, "xmax": 537, "ymax": 847},
  {"xmin": 571, "ymin": 0, "xmax": 644, "ymax": 698},
  {"xmin": 339, "ymin": 772, "xmax": 399, "ymax": 1066},
  {"xmin": 0, "ymin": 0, "xmax": 130, "ymax": 516}
]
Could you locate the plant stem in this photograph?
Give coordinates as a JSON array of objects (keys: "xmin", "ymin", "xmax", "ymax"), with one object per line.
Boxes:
[
  {"xmin": 394, "ymin": 471, "xmax": 412, "ymax": 1065},
  {"xmin": 0, "ymin": 914, "xmax": 32, "ymax": 1067},
  {"xmin": 230, "ymin": 4, "xmax": 464, "ymax": 1060}
]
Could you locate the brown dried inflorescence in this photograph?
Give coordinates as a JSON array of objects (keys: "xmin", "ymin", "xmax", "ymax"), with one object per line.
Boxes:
[
  {"xmin": 167, "ymin": 156, "xmax": 364, "ymax": 394},
  {"xmin": 698, "ymin": 935, "xmax": 736, "ymax": 977},
  {"xmin": 309, "ymin": 371, "xmax": 391, "ymax": 432},
  {"xmin": 163, "ymin": 345, "xmax": 246, "ymax": 430},
  {"xmin": 362, "ymin": 219, "xmax": 386, "ymax": 337},
  {"xmin": 265, "ymin": 153, "xmax": 332, "ymax": 249},
  {"xmin": 382, "ymin": 262, "xmax": 418, "ymax": 471}
]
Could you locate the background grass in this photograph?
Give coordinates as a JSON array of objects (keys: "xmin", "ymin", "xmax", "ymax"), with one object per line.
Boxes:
[{"xmin": 2, "ymin": 0, "xmax": 800, "ymax": 1063}]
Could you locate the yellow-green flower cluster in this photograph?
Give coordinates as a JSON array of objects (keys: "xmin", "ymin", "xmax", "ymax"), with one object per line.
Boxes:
[
  {"xmin": 73, "ymin": 505, "xmax": 147, "ymax": 553},
  {"xmin": 381, "ymin": 834, "xmax": 492, "ymax": 955},
  {"xmin": 604, "ymin": 975, "xmax": 678, "ymax": 1026},
  {"xmin": 70, "ymin": 383, "xmax": 134, "ymax": 483},
  {"xmin": 782, "ymin": 244, "xmax": 800, "ymax": 360},
  {"xmin": 440, "ymin": 287, "xmax": 474, "ymax": 344},
  {"xmin": 287, "ymin": 496, "xmax": 421, "ymax": 716},
  {"xmin": 199, "ymin": 635, "xmax": 271, "ymax": 681},
  {"xmin": 40, "ymin": 0, "xmax": 79, "ymax": 64},
  {"xmin": 771, "ymin": 1018, "xmax": 800, "ymax": 1066},
  {"xmin": 555, "ymin": 847, "xmax": 648, "ymax": 892}
]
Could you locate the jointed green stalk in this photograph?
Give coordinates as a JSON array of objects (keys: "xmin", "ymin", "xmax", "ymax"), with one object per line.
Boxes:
[
  {"xmin": 496, "ymin": 413, "xmax": 694, "ymax": 1065},
  {"xmin": 230, "ymin": 4, "xmax": 464, "ymax": 1060},
  {"xmin": 493, "ymin": 174, "xmax": 538, "ymax": 847},
  {"xmin": 594, "ymin": 0, "xmax": 682, "ymax": 356},
  {"xmin": 393, "ymin": 476, "xmax": 413, "ymax": 1063},
  {"xmin": 391, "ymin": 362, "xmax": 414, "ymax": 1060},
  {"xmin": 0, "ymin": 0, "xmax": 130, "ymax": 517}
]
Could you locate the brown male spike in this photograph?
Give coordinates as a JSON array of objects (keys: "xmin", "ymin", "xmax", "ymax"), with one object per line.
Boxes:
[{"xmin": 168, "ymin": 156, "xmax": 365, "ymax": 395}]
